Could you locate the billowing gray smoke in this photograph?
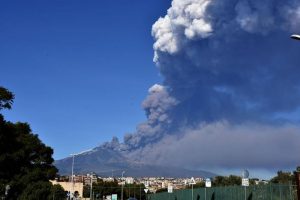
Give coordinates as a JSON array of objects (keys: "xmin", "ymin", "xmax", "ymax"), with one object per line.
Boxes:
[
  {"xmin": 124, "ymin": 84, "xmax": 178, "ymax": 149},
  {"xmin": 106, "ymin": 0, "xmax": 300, "ymax": 171},
  {"xmin": 152, "ymin": 0, "xmax": 300, "ymax": 123}
]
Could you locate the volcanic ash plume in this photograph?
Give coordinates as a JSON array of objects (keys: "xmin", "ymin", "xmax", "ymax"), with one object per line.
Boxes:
[
  {"xmin": 123, "ymin": 84, "xmax": 178, "ymax": 150},
  {"xmin": 110, "ymin": 0, "xmax": 300, "ymax": 171}
]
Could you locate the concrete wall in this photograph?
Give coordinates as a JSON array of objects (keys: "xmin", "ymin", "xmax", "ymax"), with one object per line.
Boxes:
[{"xmin": 51, "ymin": 180, "xmax": 84, "ymax": 197}]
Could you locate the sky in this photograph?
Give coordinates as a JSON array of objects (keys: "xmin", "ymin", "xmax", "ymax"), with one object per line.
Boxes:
[
  {"xmin": 0, "ymin": 0, "xmax": 171, "ymax": 159},
  {"xmin": 1, "ymin": 0, "xmax": 300, "ymax": 179}
]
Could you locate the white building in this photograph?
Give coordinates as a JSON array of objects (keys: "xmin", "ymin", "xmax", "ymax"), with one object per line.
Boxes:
[{"xmin": 125, "ymin": 177, "xmax": 134, "ymax": 184}]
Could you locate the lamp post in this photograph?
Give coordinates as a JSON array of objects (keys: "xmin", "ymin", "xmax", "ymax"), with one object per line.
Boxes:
[
  {"xmin": 70, "ymin": 154, "xmax": 76, "ymax": 199},
  {"xmin": 69, "ymin": 150, "xmax": 91, "ymax": 199},
  {"xmin": 290, "ymin": 36, "xmax": 300, "ymax": 200},
  {"xmin": 121, "ymin": 171, "xmax": 125, "ymax": 200}
]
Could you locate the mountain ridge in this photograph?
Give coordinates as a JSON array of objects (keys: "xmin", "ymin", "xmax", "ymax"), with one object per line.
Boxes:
[{"xmin": 55, "ymin": 146, "xmax": 216, "ymax": 178}]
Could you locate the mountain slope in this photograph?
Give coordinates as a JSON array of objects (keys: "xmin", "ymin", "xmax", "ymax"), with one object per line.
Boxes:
[{"xmin": 55, "ymin": 146, "xmax": 216, "ymax": 178}]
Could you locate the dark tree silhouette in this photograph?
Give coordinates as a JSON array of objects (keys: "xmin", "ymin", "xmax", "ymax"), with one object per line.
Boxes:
[{"xmin": 0, "ymin": 86, "xmax": 65, "ymax": 199}]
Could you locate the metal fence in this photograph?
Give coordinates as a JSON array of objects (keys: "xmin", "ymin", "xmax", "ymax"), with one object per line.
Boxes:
[{"xmin": 148, "ymin": 184, "xmax": 298, "ymax": 200}]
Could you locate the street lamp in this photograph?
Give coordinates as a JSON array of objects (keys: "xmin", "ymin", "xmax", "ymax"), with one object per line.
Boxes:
[
  {"xmin": 70, "ymin": 154, "xmax": 76, "ymax": 199},
  {"xmin": 291, "ymin": 34, "xmax": 300, "ymax": 40},
  {"xmin": 121, "ymin": 171, "xmax": 125, "ymax": 200},
  {"xmin": 69, "ymin": 150, "xmax": 91, "ymax": 199}
]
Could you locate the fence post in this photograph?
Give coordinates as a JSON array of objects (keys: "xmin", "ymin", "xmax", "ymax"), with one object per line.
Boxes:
[
  {"xmin": 289, "ymin": 183, "xmax": 292, "ymax": 200},
  {"xmin": 294, "ymin": 171, "xmax": 300, "ymax": 200},
  {"xmin": 270, "ymin": 184, "xmax": 273, "ymax": 200},
  {"xmin": 279, "ymin": 185, "xmax": 282, "ymax": 200}
]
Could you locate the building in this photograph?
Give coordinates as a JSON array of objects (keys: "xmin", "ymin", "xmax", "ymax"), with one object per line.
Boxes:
[
  {"xmin": 125, "ymin": 177, "xmax": 134, "ymax": 184},
  {"xmin": 50, "ymin": 180, "xmax": 84, "ymax": 198}
]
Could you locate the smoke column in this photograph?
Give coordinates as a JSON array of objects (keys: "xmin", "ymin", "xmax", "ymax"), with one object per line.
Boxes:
[{"xmin": 110, "ymin": 0, "xmax": 300, "ymax": 171}]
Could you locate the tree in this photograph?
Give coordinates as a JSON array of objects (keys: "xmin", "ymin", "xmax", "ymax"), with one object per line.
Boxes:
[
  {"xmin": 270, "ymin": 171, "xmax": 295, "ymax": 184},
  {"xmin": 227, "ymin": 175, "xmax": 242, "ymax": 186},
  {"xmin": 186, "ymin": 182, "xmax": 205, "ymax": 189},
  {"xmin": 18, "ymin": 181, "xmax": 52, "ymax": 200},
  {"xmin": 156, "ymin": 188, "xmax": 167, "ymax": 193},
  {"xmin": 0, "ymin": 87, "xmax": 14, "ymax": 110},
  {"xmin": 212, "ymin": 175, "xmax": 241, "ymax": 187},
  {"xmin": 18, "ymin": 182, "xmax": 66, "ymax": 200},
  {"xmin": 83, "ymin": 179, "xmax": 146, "ymax": 200},
  {"xmin": 213, "ymin": 176, "xmax": 227, "ymax": 186},
  {"xmin": 51, "ymin": 184, "xmax": 67, "ymax": 200},
  {"xmin": 0, "ymin": 86, "xmax": 64, "ymax": 199}
]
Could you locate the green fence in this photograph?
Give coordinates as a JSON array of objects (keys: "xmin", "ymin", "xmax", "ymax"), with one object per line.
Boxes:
[{"xmin": 148, "ymin": 184, "xmax": 298, "ymax": 200}]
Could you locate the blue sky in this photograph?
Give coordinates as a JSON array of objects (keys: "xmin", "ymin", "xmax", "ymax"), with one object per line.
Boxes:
[
  {"xmin": 0, "ymin": 0, "xmax": 171, "ymax": 159},
  {"xmin": 1, "ymin": 0, "xmax": 300, "ymax": 179}
]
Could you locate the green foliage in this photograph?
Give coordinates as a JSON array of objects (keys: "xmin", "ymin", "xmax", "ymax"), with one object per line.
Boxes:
[
  {"xmin": 83, "ymin": 179, "xmax": 146, "ymax": 199},
  {"xmin": 156, "ymin": 188, "xmax": 167, "ymax": 193},
  {"xmin": 186, "ymin": 175, "xmax": 244, "ymax": 189},
  {"xmin": 0, "ymin": 87, "xmax": 14, "ymax": 110},
  {"xmin": 0, "ymin": 119, "xmax": 58, "ymax": 199},
  {"xmin": 18, "ymin": 181, "xmax": 51, "ymax": 200},
  {"xmin": 83, "ymin": 185, "xmax": 90, "ymax": 198},
  {"xmin": 186, "ymin": 182, "xmax": 205, "ymax": 189},
  {"xmin": 0, "ymin": 86, "xmax": 64, "ymax": 199},
  {"xmin": 270, "ymin": 171, "xmax": 295, "ymax": 184},
  {"xmin": 213, "ymin": 175, "xmax": 242, "ymax": 187},
  {"xmin": 17, "ymin": 182, "xmax": 66, "ymax": 200},
  {"xmin": 51, "ymin": 184, "xmax": 67, "ymax": 200}
]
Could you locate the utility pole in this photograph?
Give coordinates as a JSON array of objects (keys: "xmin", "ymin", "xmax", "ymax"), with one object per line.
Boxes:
[{"xmin": 290, "ymin": 36, "xmax": 300, "ymax": 200}]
